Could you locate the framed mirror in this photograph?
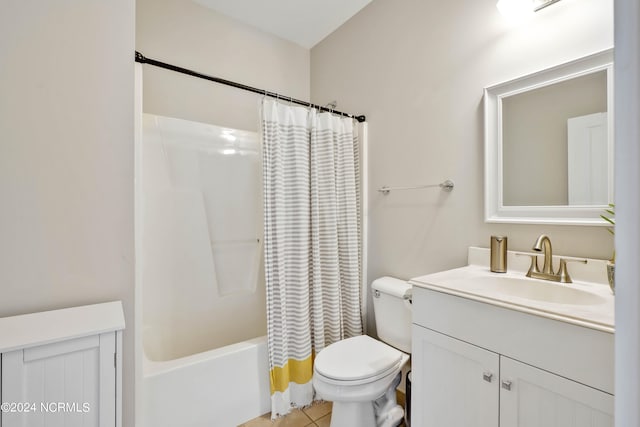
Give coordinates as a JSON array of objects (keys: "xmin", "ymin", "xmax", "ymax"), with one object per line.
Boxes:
[{"xmin": 484, "ymin": 49, "xmax": 613, "ymax": 225}]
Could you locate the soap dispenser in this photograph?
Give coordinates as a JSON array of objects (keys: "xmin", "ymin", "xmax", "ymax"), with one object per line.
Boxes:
[{"xmin": 490, "ymin": 236, "xmax": 507, "ymax": 273}]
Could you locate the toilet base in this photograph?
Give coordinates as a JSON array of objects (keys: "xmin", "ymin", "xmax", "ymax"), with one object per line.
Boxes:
[
  {"xmin": 374, "ymin": 372, "xmax": 404, "ymax": 427},
  {"xmin": 327, "ymin": 373, "xmax": 404, "ymax": 427},
  {"xmin": 330, "ymin": 401, "xmax": 376, "ymax": 427}
]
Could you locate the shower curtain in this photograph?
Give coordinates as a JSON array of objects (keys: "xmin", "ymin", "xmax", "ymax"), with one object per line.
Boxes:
[{"xmin": 261, "ymin": 98, "xmax": 363, "ymax": 417}]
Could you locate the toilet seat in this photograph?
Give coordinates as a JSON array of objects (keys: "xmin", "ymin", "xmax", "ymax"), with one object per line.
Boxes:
[{"xmin": 314, "ymin": 335, "xmax": 403, "ymax": 385}]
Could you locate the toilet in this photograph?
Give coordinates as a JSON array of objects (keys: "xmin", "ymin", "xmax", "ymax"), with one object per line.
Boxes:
[{"xmin": 313, "ymin": 277, "xmax": 412, "ymax": 427}]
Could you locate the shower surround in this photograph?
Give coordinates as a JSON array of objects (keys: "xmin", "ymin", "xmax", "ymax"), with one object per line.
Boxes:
[{"xmin": 138, "ymin": 114, "xmax": 269, "ymax": 426}]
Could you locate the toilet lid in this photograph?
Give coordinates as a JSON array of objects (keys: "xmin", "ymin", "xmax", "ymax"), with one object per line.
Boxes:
[{"xmin": 314, "ymin": 335, "xmax": 402, "ymax": 381}]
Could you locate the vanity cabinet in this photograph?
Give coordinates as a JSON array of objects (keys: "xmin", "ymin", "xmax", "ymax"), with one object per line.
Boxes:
[
  {"xmin": 0, "ymin": 302, "xmax": 124, "ymax": 427},
  {"xmin": 500, "ymin": 356, "xmax": 613, "ymax": 426},
  {"xmin": 411, "ymin": 285, "xmax": 614, "ymax": 427},
  {"xmin": 412, "ymin": 325, "xmax": 498, "ymax": 427}
]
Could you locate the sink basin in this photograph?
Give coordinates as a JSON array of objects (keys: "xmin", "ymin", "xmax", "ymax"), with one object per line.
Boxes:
[
  {"xmin": 409, "ymin": 248, "xmax": 615, "ymax": 332},
  {"xmin": 460, "ymin": 276, "xmax": 607, "ymax": 306}
]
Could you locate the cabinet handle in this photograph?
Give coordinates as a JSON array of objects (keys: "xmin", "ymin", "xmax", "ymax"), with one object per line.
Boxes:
[
  {"xmin": 482, "ymin": 372, "xmax": 493, "ymax": 382},
  {"xmin": 501, "ymin": 380, "xmax": 512, "ymax": 391}
]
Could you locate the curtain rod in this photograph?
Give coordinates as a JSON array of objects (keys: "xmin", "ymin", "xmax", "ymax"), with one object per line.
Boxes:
[{"xmin": 135, "ymin": 51, "xmax": 366, "ymax": 123}]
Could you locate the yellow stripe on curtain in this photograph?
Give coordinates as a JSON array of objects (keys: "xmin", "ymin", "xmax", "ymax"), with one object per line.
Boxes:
[{"xmin": 269, "ymin": 355, "xmax": 314, "ymax": 394}]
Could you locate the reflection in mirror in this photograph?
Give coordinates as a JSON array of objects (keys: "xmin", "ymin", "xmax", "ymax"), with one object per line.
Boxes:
[
  {"xmin": 484, "ymin": 49, "xmax": 613, "ymax": 225},
  {"xmin": 502, "ymin": 71, "xmax": 608, "ymax": 206}
]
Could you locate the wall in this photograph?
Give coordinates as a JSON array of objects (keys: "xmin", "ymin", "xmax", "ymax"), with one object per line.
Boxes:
[
  {"xmin": 614, "ymin": 0, "xmax": 640, "ymax": 424},
  {"xmin": 311, "ymin": 0, "xmax": 614, "ymax": 333},
  {"xmin": 136, "ymin": 0, "xmax": 310, "ymax": 131},
  {"xmin": 0, "ymin": 0, "xmax": 135, "ymax": 425}
]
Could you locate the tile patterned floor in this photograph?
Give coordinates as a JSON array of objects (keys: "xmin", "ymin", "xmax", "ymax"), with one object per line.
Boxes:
[
  {"xmin": 238, "ymin": 392, "xmax": 406, "ymax": 427},
  {"xmin": 238, "ymin": 400, "xmax": 332, "ymax": 427}
]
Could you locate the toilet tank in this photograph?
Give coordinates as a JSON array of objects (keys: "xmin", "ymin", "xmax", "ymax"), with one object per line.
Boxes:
[{"xmin": 372, "ymin": 277, "xmax": 412, "ymax": 353}]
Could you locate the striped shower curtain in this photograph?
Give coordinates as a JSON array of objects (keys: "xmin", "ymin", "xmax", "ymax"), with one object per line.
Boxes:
[{"xmin": 261, "ymin": 99, "xmax": 363, "ymax": 417}]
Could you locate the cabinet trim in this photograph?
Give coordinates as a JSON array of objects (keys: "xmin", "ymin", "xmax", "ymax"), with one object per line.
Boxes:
[
  {"xmin": 0, "ymin": 301, "xmax": 125, "ymax": 354},
  {"xmin": 24, "ymin": 335, "xmax": 100, "ymax": 362}
]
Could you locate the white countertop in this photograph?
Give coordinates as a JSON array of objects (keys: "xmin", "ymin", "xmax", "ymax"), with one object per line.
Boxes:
[
  {"xmin": 410, "ymin": 247, "xmax": 614, "ymax": 333},
  {"xmin": 0, "ymin": 301, "xmax": 125, "ymax": 353}
]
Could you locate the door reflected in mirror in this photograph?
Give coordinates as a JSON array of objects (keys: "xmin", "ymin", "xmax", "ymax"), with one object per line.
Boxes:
[{"xmin": 502, "ymin": 70, "xmax": 608, "ymax": 207}]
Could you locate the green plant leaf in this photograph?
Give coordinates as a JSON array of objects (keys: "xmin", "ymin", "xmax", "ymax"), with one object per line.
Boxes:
[
  {"xmin": 601, "ymin": 204, "xmax": 615, "ymax": 238},
  {"xmin": 600, "ymin": 214, "xmax": 615, "ymax": 226}
]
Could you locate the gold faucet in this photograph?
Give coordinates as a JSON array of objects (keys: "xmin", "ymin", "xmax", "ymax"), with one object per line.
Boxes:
[
  {"xmin": 524, "ymin": 234, "xmax": 587, "ymax": 283},
  {"xmin": 533, "ymin": 234, "xmax": 554, "ymax": 275}
]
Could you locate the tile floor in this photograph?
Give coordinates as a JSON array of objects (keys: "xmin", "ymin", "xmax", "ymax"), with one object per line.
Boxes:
[{"xmin": 238, "ymin": 392, "xmax": 406, "ymax": 427}]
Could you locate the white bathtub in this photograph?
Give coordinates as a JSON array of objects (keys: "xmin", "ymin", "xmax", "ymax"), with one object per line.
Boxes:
[
  {"xmin": 141, "ymin": 336, "xmax": 270, "ymax": 427},
  {"xmin": 138, "ymin": 114, "xmax": 270, "ymax": 426}
]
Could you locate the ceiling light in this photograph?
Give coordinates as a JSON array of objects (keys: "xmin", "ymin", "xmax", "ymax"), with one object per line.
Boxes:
[
  {"xmin": 496, "ymin": 0, "xmax": 534, "ymax": 21},
  {"xmin": 533, "ymin": 0, "xmax": 562, "ymax": 11},
  {"xmin": 497, "ymin": 0, "xmax": 562, "ymax": 20}
]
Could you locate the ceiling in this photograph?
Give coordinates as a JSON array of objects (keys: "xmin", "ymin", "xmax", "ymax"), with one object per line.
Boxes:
[{"xmin": 192, "ymin": 0, "xmax": 373, "ymax": 49}]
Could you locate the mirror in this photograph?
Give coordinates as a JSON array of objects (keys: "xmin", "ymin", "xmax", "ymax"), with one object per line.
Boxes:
[{"xmin": 484, "ymin": 49, "xmax": 613, "ymax": 225}]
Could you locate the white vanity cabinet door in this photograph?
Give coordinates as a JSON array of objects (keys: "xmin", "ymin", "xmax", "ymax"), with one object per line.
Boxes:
[
  {"xmin": 412, "ymin": 325, "xmax": 499, "ymax": 427},
  {"xmin": 1, "ymin": 332, "xmax": 116, "ymax": 427},
  {"xmin": 500, "ymin": 356, "xmax": 614, "ymax": 427}
]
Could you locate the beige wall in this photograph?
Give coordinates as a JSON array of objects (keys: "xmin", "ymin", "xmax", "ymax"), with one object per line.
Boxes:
[
  {"xmin": 0, "ymin": 0, "xmax": 135, "ymax": 425},
  {"xmin": 311, "ymin": 0, "xmax": 614, "ymax": 333},
  {"xmin": 136, "ymin": 0, "xmax": 310, "ymax": 131}
]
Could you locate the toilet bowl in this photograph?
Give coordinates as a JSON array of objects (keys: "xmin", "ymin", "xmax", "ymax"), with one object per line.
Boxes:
[
  {"xmin": 313, "ymin": 335, "xmax": 409, "ymax": 427},
  {"xmin": 312, "ymin": 277, "xmax": 412, "ymax": 427}
]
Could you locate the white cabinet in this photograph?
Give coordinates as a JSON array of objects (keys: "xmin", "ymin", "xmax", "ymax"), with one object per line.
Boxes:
[
  {"xmin": 0, "ymin": 302, "xmax": 124, "ymax": 427},
  {"xmin": 500, "ymin": 356, "xmax": 613, "ymax": 427},
  {"xmin": 412, "ymin": 326, "xmax": 613, "ymax": 427},
  {"xmin": 411, "ymin": 286, "xmax": 614, "ymax": 427},
  {"xmin": 412, "ymin": 325, "xmax": 498, "ymax": 427}
]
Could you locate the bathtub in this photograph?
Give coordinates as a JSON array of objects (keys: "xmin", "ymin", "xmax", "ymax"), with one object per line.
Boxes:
[
  {"xmin": 141, "ymin": 336, "xmax": 270, "ymax": 427},
  {"xmin": 138, "ymin": 114, "xmax": 270, "ymax": 426}
]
